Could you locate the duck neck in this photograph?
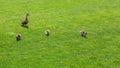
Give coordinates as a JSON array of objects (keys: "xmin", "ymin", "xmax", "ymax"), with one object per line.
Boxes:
[{"xmin": 25, "ymin": 16, "xmax": 28, "ymax": 20}]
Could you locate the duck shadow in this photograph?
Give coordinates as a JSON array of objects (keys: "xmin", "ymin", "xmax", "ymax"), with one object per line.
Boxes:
[
  {"xmin": 16, "ymin": 39, "xmax": 21, "ymax": 41},
  {"xmin": 21, "ymin": 25, "xmax": 29, "ymax": 28},
  {"xmin": 81, "ymin": 36, "xmax": 88, "ymax": 39},
  {"xmin": 84, "ymin": 36, "xmax": 88, "ymax": 38}
]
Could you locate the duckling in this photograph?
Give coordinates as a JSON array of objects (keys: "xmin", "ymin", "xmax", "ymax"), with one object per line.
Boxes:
[
  {"xmin": 16, "ymin": 34, "xmax": 21, "ymax": 41},
  {"xmin": 80, "ymin": 30, "xmax": 87, "ymax": 37},
  {"xmin": 45, "ymin": 30, "xmax": 50, "ymax": 36}
]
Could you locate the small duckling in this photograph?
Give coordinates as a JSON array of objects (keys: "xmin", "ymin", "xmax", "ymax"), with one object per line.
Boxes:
[
  {"xmin": 16, "ymin": 34, "xmax": 21, "ymax": 41},
  {"xmin": 44, "ymin": 30, "xmax": 50, "ymax": 36},
  {"xmin": 80, "ymin": 30, "xmax": 87, "ymax": 37}
]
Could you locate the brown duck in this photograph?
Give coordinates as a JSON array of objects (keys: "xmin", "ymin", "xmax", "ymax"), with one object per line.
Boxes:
[{"xmin": 21, "ymin": 13, "xmax": 29, "ymax": 26}]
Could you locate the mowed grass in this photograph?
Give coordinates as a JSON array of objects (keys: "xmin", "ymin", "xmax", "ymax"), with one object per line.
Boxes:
[{"xmin": 0, "ymin": 0, "xmax": 120, "ymax": 68}]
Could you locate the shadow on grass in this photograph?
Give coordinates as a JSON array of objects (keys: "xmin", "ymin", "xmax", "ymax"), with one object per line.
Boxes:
[
  {"xmin": 21, "ymin": 25, "xmax": 29, "ymax": 28},
  {"xmin": 16, "ymin": 39, "xmax": 21, "ymax": 42},
  {"xmin": 84, "ymin": 36, "xmax": 88, "ymax": 38},
  {"xmin": 81, "ymin": 35, "xmax": 88, "ymax": 39}
]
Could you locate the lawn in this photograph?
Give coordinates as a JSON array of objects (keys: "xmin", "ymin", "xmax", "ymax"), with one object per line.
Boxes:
[{"xmin": 0, "ymin": 0, "xmax": 120, "ymax": 68}]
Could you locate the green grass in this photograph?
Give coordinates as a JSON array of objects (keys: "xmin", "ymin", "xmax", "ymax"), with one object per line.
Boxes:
[{"xmin": 0, "ymin": 0, "xmax": 120, "ymax": 68}]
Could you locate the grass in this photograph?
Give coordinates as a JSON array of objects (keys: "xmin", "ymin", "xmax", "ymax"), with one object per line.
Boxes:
[{"xmin": 0, "ymin": 0, "xmax": 120, "ymax": 68}]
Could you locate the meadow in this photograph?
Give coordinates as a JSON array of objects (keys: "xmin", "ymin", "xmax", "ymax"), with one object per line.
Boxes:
[{"xmin": 0, "ymin": 0, "xmax": 120, "ymax": 68}]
